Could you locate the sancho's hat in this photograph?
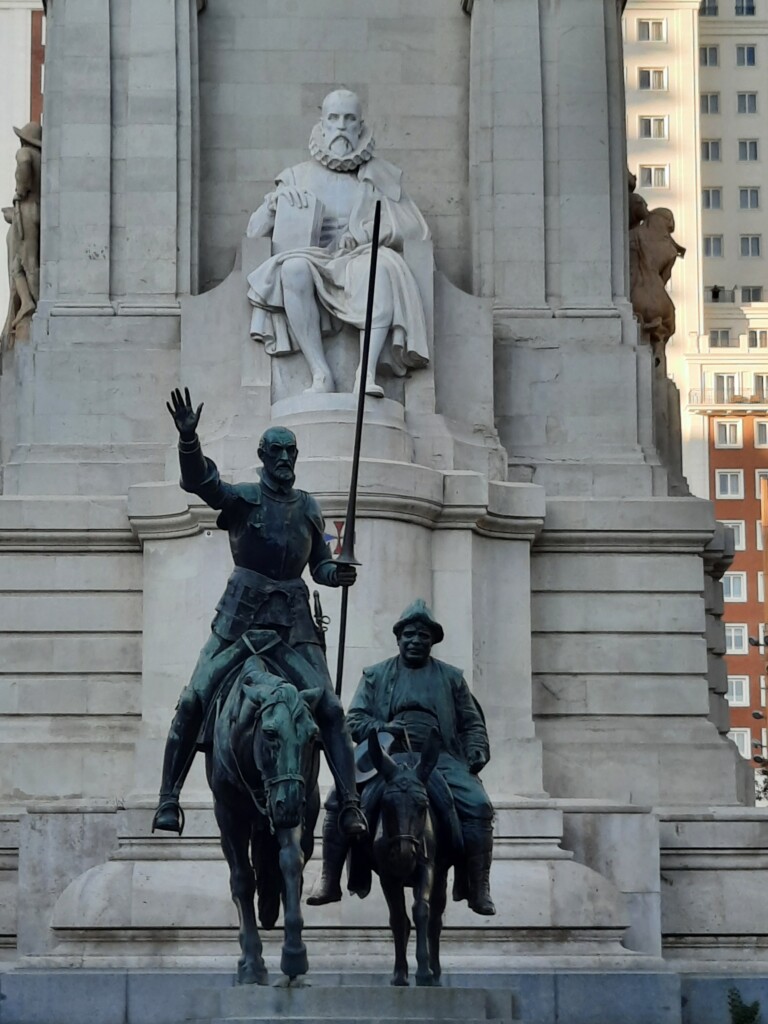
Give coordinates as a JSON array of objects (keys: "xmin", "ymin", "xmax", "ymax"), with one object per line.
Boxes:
[
  {"xmin": 13, "ymin": 123, "xmax": 42, "ymax": 150},
  {"xmin": 392, "ymin": 598, "xmax": 444, "ymax": 644}
]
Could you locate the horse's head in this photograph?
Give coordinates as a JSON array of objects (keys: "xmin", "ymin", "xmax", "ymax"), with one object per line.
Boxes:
[
  {"xmin": 368, "ymin": 728, "xmax": 440, "ymax": 879},
  {"xmin": 242, "ymin": 672, "xmax": 321, "ymax": 830}
]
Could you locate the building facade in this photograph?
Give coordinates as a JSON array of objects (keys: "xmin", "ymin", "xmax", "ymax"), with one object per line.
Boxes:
[{"xmin": 626, "ymin": 0, "xmax": 768, "ymax": 784}]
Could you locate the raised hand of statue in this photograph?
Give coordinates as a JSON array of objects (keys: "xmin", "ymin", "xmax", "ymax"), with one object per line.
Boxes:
[{"xmin": 166, "ymin": 387, "xmax": 203, "ymax": 441}]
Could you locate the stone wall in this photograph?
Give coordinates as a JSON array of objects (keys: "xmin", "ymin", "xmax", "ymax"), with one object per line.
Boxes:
[{"xmin": 197, "ymin": 0, "xmax": 471, "ymax": 292}]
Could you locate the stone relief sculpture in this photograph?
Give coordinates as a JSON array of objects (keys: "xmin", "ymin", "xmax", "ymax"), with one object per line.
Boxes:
[
  {"xmin": 246, "ymin": 89, "xmax": 430, "ymax": 398},
  {"xmin": 1, "ymin": 122, "xmax": 41, "ymax": 349},
  {"xmin": 628, "ymin": 171, "xmax": 685, "ymax": 360}
]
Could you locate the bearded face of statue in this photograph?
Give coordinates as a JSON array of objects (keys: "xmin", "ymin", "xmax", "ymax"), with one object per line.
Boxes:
[{"xmin": 321, "ymin": 91, "xmax": 363, "ymax": 158}]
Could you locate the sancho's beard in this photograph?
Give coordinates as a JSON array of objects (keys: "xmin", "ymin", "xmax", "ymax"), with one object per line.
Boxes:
[{"xmin": 309, "ymin": 121, "xmax": 375, "ymax": 172}]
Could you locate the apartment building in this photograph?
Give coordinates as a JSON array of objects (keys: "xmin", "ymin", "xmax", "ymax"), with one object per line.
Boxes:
[{"xmin": 625, "ymin": 0, "xmax": 768, "ymax": 781}]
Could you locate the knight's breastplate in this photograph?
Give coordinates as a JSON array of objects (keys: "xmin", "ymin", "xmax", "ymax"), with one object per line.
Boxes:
[{"xmin": 228, "ymin": 495, "xmax": 314, "ymax": 580}]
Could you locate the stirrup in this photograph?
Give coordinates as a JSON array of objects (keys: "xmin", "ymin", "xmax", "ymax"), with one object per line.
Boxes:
[
  {"xmin": 152, "ymin": 799, "xmax": 186, "ymax": 836},
  {"xmin": 338, "ymin": 800, "xmax": 367, "ymax": 838}
]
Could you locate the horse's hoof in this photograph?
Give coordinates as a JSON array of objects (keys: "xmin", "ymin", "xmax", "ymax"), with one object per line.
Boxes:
[
  {"xmin": 391, "ymin": 975, "xmax": 409, "ymax": 987},
  {"xmin": 415, "ymin": 974, "xmax": 435, "ymax": 987},
  {"xmin": 280, "ymin": 945, "xmax": 308, "ymax": 979},
  {"xmin": 237, "ymin": 964, "xmax": 268, "ymax": 986}
]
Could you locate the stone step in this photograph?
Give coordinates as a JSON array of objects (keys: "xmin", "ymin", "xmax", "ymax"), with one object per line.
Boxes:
[
  {"xmin": 187, "ymin": 984, "xmax": 513, "ymax": 1021},
  {"xmin": 207, "ymin": 1018, "xmax": 513, "ymax": 1024}
]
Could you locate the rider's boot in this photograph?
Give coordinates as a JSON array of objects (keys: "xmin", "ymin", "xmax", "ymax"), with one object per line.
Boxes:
[
  {"xmin": 320, "ymin": 717, "xmax": 368, "ymax": 839},
  {"xmin": 306, "ymin": 800, "xmax": 348, "ymax": 905},
  {"xmin": 464, "ymin": 820, "xmax": 497, "ymax": 916},
  {"xmin": 152, "ymin": 691, "xmax": 203, "ymax": 835}
]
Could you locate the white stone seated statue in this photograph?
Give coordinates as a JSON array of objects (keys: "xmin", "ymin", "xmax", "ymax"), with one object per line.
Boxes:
[{"xmin": 245, "ymin": 89, "xmax": 431, "ymax": 399}]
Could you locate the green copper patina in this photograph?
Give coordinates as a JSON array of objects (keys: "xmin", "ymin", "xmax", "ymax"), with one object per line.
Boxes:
[
  {"xmin": 152, "ymin": 388, "xmax": 366, "ymax": 840},
  {"xmin": 309, "ymin": 599, "xmax": 496, "ymax": 916}
]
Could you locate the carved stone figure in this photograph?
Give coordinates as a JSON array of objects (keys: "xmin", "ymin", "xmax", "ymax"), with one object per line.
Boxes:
[
  {"xmin": 628, "ymin": 171, "xmax": 685, "ymax": 355},
  {"xmin": 1, "ymin": 122, "xmax": 41, "ymax": 348},
  {"xmin": 152, "ymin": 388, "xmax": 367, "ymax": 840},
  {"xmin": 246, "ymin": 89, "xmax": 430, "ymax": 398},
  {"xmin": 309, "ymin": 599, "xmax": 496, "ymax": 917}
]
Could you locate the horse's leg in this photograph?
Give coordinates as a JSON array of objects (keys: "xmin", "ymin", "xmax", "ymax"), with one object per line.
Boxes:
[
  {"xmin": 215, "ymin": 800, "xmax": 267, "ymax": 986},
  {"xmin": 413, "ymin": 860, "xmax": 436, "ymax": 987},
  {"xmin": 380, "ymin": 875, "xmax": 410, "ymax": 987},
  {"xmin": 276, "ymin": 825, "xmax": 309, "ymax": 980},
  {"xmin": 428, "ymin": 865, "xmax": 448, "ymax": 985}
]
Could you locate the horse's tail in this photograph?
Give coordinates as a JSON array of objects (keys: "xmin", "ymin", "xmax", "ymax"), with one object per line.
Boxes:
[{"xmin": 252, "ymin": 822, "xmax": 281, "ymax": 929}]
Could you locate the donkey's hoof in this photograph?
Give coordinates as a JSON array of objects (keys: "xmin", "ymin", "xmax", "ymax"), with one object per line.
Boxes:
[
  {"xmin": 280, "ymin": 945, "xmax": 308, "ymax": 979},
  {"xmin": 391, "ymin": 973, "xmax": 409, "ymax": 987},
  {"xmin": 415, "ymin": 973, "xmax": 436, "ymax": 987},
  {"xmin": 237, "ymin": 963, "xmax": 268, "ymax": 986}
]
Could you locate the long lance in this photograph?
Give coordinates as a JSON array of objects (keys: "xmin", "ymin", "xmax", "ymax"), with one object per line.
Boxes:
[{"xmin": 335, "ymin": 200, "xmax": 382, "ymax": 698}]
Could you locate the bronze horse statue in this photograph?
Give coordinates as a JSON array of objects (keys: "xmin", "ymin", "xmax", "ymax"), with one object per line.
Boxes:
[
  {"xmin": 365, "ymin": 729, "xmax": 454, "ymax": 987},
  {"xmin": 207, "ymin": 648, "xmax": 322, "ymax": 985}
]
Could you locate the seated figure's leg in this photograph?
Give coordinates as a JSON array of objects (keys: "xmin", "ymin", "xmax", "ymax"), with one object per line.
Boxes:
[
  {"xmin": 437, "ymin": 758, "xmax": 496, "ymax": 916},
  {"xmin": 153, "ymin": 633, "xmax": 230, "ymax": 835},
  {"xmin": 306, "ymin": 789, "xmax": 348, "ymax": 905},
  {"xmin": 354, "ymin": 264, "xmax": 393, "ymax": 398},
  {"xmin": 294, "ymin": 642, "xmax": 367, "ymax": 838},
  {"xmin": 281, "ymin": 256, "xmax": 335, "ymax": 393}
]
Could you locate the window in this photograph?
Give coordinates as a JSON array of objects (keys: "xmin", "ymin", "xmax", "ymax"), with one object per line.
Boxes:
[
  {"xmin": 755, "ymin": 373, "xmax": 768, "ymax": 397},
  {"xmin": 738, "ymin": 92, "xmax": 758, "ymax": 113},
  {"xmin": 716, "ymin": 470, "xmax": 744, "ymax": 497},
  {"xmin": 701, "ymin": 45, "xmax": 719, "ymax": 65},
  {"xmin": 639, "ymin": 165, "xmax": 668, "ymax": 188},
  {"xmin": 700, "ymin": 0, "xmax": 719, "ymax": 12},
  {"xmin": 756, "ymin": 469, "xmax": 768, "ymax": 497},
  {"xmin": 758, "ymin": 571, "xmax": 765, "ymax": 602},
  {"xmin": 728, "ymin": 729, "xmax": 751, "ymax": 758},
  {"xmin": 714, "ymin": 372, "xmax": 738, "ymax": 400},
  {"xmin": 710, "ymin": 329, "xmax": 735, "ymax": 347},
  {"xmin": 743, "ymin": 287, "xmax": 763, "ymax": 302},
  {"xmin": 702, "ymin": 139, "xmax": 722, "ymax": 161},
  {"xmin": 739, "ymin": 139, "xmax": 759, "ymax": 161},
  {"xmin": 703, "ymin": 188, "xmax": 722, "ymax": 210},
  {"xmin": 726, "ymin": 623, "xmax": 749, "ymax": 653},
  {"xmin": 749, "ymin": 330, "xmax": 768, "ymax": 347},
  {"xmin": 639, "ymin": 68, "xmax": 667, "ymax": 90},
  {"xmin": 758, "ymin": 520, "xmax": 765, "ymax": 550},
  {"xmin": 736, "ymin": 2, "xmax": 756, "ymax": 13},
  {"xmin": 755, "ymin": 420, "xmax": 768, "ymax": 445},
  {"xmin": 723, "ymin": 571, "xmax": 747, "ymax": 600},
  {"xmin": 741, "ymin": 235, "xmax": 761, "ymax": 256},
  {"xmin": 701, "ymin": 92, "xmax": 720, "ymax": 114},
  {"xmin": 639, "ymin": 116, "xmax": 668, "ymax": 139},
  {"xmin": 741, "ymin": 188, "xmax": 760, "ymax": 209},
  {"xmin": 737, "ymin": 44, "xmax": 757, "ymax": 65},
  {"xmin": 727, "ymin": 676, "xmax": 751, "ymax": 706},
  {"xmin": 638, "ymin": 19, "xmax": 666, "ymax": 40},
  {"xmin": 716, "ymin": 420, "xmax": 743, "ymax": 447},
  {"xmin": 722, "ymin": 520, "xmax": 746, "ymax": 550},
  {"xmin": 704, "ymin": 235, "xmax": 724, "ymax": 257}
]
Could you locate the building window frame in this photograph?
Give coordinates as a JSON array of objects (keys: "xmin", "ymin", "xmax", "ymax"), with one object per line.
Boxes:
[
  {"xmin": 716, "ymin": 469, "xmax": 745, "ymax": 498},
  {"xmin": 639, "ymin": 67, "xmax": 668, "ymax": 91},
  {"xmin": 638, "ymin": 18, "xmax": 667, "ymax": 41},
  {"xmin": 715, "ymin": 419, "xmax": 743, "ymax": 447},
  {"xmin": 723, "ymin": 571, "xmax": 748, "ymax": 601},
  {"xmin": 639, "ymin": 116, "xmax": 669, "ymax": 140},
  {"xmin": 722, "ymin": 519, "xmax": 746, "ymax": 550},
  {"xmin": 702, "ymin": 139, "xmax": 722, "ymax": 161},
  {"xmin": 755, "ymin": 419, "xmax": 768, "ymax": 446},
  {"xmin": 701, "ymin": 92, "xmax": 721, "ymax": 114},
  {"xmin": 701, "ymin": 44, "xmax": 720, "ymax": 66},
  {"xmin": 740, "ymin": 187, "xmax": 760, "ymax": 208},
  {"xmin": 738, "ymin": 91, "xmax": 758, "ymax": 113},
  {"xmin": 703, "ymin": 187, "xmax": 723, "ymax": 210},
  {"xmin": 736, "ymin": 44, "xmax": 758, "ymax": 65},
  {"xmin": 742, "ymin": 286, "xmax": 763, "ymax": 302},
  {"xmin": 726, "ymin": 623, "xmax": 749, "ymax": 654},
  {"xmin": 710, "ymin": 329, "xmax": 735, "ymax": 347},
  {"xmin": 728, "ymin": 728, "xmax": 752, "ymax": 758},
  {"xmin": 704, "ymin": 235, "xmax": 724, "ymax": 257},
  {"xmin": 727, "ymin": 675, "xmax": 751, "ymax": 706},
  {"xmin": 740, "ymin": 234, "xmax": 762, "ymax": 257},
  {"xmin": 738, "ymin": 139, "xmax": 759, "ymax": 161}
]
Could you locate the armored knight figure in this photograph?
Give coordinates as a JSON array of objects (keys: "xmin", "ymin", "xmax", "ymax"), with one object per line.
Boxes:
[
  {"xmin": 152, "ymin": 389, "xmax": 366, "ymax": 839},
  {"xmin": 246, "ymin": 88, "xmax": 430, "ymax": 397},
  {"xmin": 308, "ymin": 600, "xmax": 496, "ymax": 916}
]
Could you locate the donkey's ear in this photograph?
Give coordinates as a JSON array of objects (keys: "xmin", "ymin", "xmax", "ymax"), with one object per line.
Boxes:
[
  {"xmin": 416, "ymin": 728, "xmax": 440, "ymax": 783},
  {"xmin": 369, "ymin": 730, "xmax": 398, "ymax": 781},
  {"xmin": 300, "ymin": 686, "xmax": 324, "ymax": 712}
]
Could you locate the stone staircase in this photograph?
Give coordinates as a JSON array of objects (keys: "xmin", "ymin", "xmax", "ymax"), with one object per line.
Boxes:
[{"xmin": 179, "ymin": 982, "xmax": 520, "ymax": 1024}]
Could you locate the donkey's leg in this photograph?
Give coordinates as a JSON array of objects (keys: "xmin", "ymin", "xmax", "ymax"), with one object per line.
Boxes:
[
  {"xmin": 428, "ymin": 866, "xmax": 448, "ymax": 985},
  {"xmin": 413, "ymin": 861, "xmax": 436, "ymax": 987},
  {"xmin": 380, "ymin": 876, "xmax": 410, "ymax": 987},
  {"xmin": 216, "ymin": 801, "xmax": 267, "ymax": 986},
  {"xmin": 276, "ymin": 825, "xmax": 308, "ymax": 980}
]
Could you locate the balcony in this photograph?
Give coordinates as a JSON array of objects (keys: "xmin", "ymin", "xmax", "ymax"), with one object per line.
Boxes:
[
  {"xmin": 689, "ymin": 388, "xmax": 768, "ymax": 410},
  {"xmin": 735, "ymin": 2, "xmax": 756, "ymax": 13},
  {"xmin": 705, "ymin": 287, "xmax": 736, "ymax": 303}
]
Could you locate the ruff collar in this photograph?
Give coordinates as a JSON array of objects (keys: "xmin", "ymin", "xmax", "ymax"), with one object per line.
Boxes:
[{"xmin": 309, "ymin": 122, "xmax": 375, "ymax": 172}]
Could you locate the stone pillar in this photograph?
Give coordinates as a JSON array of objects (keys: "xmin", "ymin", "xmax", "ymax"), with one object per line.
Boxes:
[{"xmin": 470, "ymin": 0, "xmax": 661, "ymax": 498}]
